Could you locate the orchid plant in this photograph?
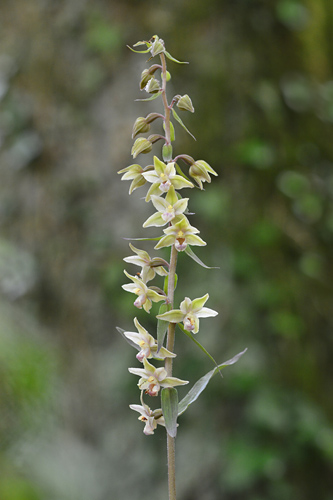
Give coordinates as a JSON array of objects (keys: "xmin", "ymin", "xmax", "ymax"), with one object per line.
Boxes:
[{"xmin": 117, "ymin": 35, "xmax": 247, "ymax": 500}]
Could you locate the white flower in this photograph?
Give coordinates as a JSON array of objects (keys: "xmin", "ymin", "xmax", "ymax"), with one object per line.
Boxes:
[
  {"xmin": 156, "ymin": 293, "xmax": 218, "ymax": 334},
  {"xmin": 129, "ymin": 392, "xmax": 165, "ymax": 435},
  {"xmin": 129, "ymin": 358, "xmax": 188, "ymax": 396},
  {"xmin": 122, "ymin": 271, "xmax": 165, "ymax": 313},
  {"xmin": 123, "ymin": 317, "xmax": 176, "ymax": 362}
]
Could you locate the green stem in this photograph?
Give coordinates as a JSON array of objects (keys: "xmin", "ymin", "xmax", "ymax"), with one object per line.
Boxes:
[
  {"xmin": 160, "ymin": 52, "xmax": 171, "ymax": 146},
  {"xmin": 165, "ymin": 244, "xmax": 178, "ymax": 500},
  {"xmin": 160, "ymin": 49, "xmax": 177, "ymax": 500}
]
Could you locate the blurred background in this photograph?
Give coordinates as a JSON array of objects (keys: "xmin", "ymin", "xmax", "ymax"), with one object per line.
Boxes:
[{"xmin": 1, "ymin": 0, "xmax": 333, "ymax": 499}]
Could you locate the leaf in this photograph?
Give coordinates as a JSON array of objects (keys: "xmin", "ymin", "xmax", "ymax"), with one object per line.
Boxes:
[
  {"xmin": 127, "ymin": 45, "xmax": 151, "ymax": 54},
  {"xmin": 175, "ymin": 163, "xmax": 192, "ymax": 183},
  {"xmin": 177, "ymin": 323, "xmax": 221, "ymax": 375},
  {"xmin": 116, "ymin": 326, "xmax": 139, "ymax": 351},
  {"xmin": 163, "ymin": 273, "xmax": 178, "ymax": 295},
  {"xmin": 161, "ymin": 387, "xmax": 179, "ymax": 437},
  {"xmin": 178, "ymin": 348, "xmax": 248, "ymax": 415},
  {"xmin": 123, "ymin": 236, "xmax": 162, "ymax": 242},
  {"xmin": 157, "ymin": 303, "xmax": 170, "ymax": 351},
  {"xmin": 185, "ymin": 246, "xmax": 219, "ymax": 269},
  {"xmin": 171, "ymin": 108, "xmax": 196, "ymax": 140},
  {"xmin": 135, "ymin": 91, "xmax": 163, "ymax": 102},
  {"xmin": 165, "ymin": 51, "xmax": 189, "ymax": 65}
]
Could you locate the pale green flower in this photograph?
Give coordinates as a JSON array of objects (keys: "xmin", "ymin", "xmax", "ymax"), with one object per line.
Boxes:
[
  {"xmin": 154, "ymin": 216, "xmax": 206, "ymax": 252},
  {"xmin": 130, "ymin": 392, "xmax": 165, "ymax": 435},
  {"xmin": 123, "ymin": 317, "xmax": 176, "ymax": 362},
  {"xmin": 142, "ymin": 156, "xmax": 194, "ymax": 201},
  {"xmin": 129, "ymin": 358, "xmax": 188, "ymax": 396},
  {"xmin": 143, "ymin": 186, "xmax": 189, "ymax": 227},
  {"xmin": 122, "ymin": 271, "xmax": 165, "ymax": 313},
  {"xmin": 117, "ymin": 164, "xmax": 147, "ymax": 194},
  {"xmin": 189, "ymin": 160, "xmax": 218, "ymax": 189},
  {"xmin": 156, "ymin": 293, "xmax": 218, "ymax": 334},
  {"xmin": 124, "ymin": 244, "xmax": 168, "ymax": 282}
]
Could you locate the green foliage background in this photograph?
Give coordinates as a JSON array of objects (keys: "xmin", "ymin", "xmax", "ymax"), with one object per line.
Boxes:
[{"xmin": 1, "ymin": 1, "xmax": 333, "ymax": 499}]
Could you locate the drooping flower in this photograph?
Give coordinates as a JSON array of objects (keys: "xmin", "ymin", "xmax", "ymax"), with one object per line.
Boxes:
[
  {"xmin": 117, "ymin": 164, "xmax": 150, "ymax": 194},
  {"xmin": 128, "ymin": 358, "xmax": 188, "ymax": 396},
  {"xmin": 143, "ymin": 186, "xmax": 189, "ymax": 227},
  {"xmin": 154, "ymin": 216, "xmax": 206, "ymax": 252},
  {"xmin": 122, "ymin": 271, "xmax": 165, "ymax": 313},
  {"xmin": 142, "ymin": 156, "xmax": 194, "ymax": 201},
  {"xmin": 123, "ymin": 244, "xmax": 168, "ymax": 282},
  {"xmin": 129, "ymin": 392, "xmax": 166, "ymax": 435},
  {"xmin": 189, "ymin": 160, "xmax": 218, "ymax": 190},
  {"xmin": 123, "ymin": 317, "xmax": 176, "ymax": 362},
  {"xmin": 156, "ymin": 293, "xmax": 218, "ymax": 334}
]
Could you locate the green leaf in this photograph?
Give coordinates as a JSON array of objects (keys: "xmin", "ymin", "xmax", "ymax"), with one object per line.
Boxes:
[
  {"xmin": 161, "ymin": 387, "xmax": 179, "ymax": 437},
  {"xmin": 175, "ymin": 163, "xmax": 192, "ymax": 182},
  {"xmin": 171, "ymin": 108, "xmax": 196, "ymax": 140},
  {"xmin": 163, "ymin": 273, "xmax": 178, "ymax": 295},
  {"xmin": 163, "ymin": 121, "xmax": 175, "ymax": 142},
  {"xmin": 178, "ymin": 348, "xmax": 248, "ymax": 415},
  {"xmin": 177, "ymin": 323, "xmax": 221, "ymax": 373},
  {"xmin": 123, "ymin": 236, "xmax": 161, "ymax": 242},
  {"xmin": 185, "ymin": 246, "xmax": 219, "ymax": 269},
  {"xmin": 157, "ymin": 303, "xmax": 170, "ymax": 351},
  {"xmin": 135, "ymin": 91, "xmax": 163, "ymax": 102},
  {"xmin": 127, "ymin": 45, "xmax": 151, "ymax": 54},
  {"xmin": 116, "ymin": 326, "xmax": 139, "ymax": 351},
  {"xmin": 165, "ymin": 51, "xmax": 189, "ymax": 65}
]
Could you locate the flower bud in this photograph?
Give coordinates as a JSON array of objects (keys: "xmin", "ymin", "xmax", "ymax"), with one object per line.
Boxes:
[
  {"xmin": 176, "ymin": 94, "xmax": 195, "ymax": 113},
  {"xmin": 150, "ymin": 38, "xmax": 165, "ymax": 57},
  {"xmin": 189, "ymin": 160, "xmax": 218, "ymax": 189},
  {"xmin": 145, "ymin": 78, "xmax": 160, "ymax": 94},
  {"xmin": 139, "ymin": 65, "xmax": 160, "ymax": 90},
  {"xmin": 132, "ymin": 117, "xmax": 150, "ymax": 138},
  {"xmin": 131, "ymin": 137, "xmax": 153, "ymax": 158},
  {"xmin": 166, "ymin": 71, "xmax": 171, "ymax": 82}
]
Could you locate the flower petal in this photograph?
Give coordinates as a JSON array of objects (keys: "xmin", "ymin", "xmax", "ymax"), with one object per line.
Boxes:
[{"xmin": 156, "ymin": 309, "xmax": 185, "ymax": 323}]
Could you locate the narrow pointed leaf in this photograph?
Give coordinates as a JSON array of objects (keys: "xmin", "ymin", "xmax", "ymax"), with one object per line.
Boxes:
[
  {"xmin": 161, "ymin": 387, "xmax": 178, "ymax": 437},
  {"xmin": 175, "ymin": 163, "xmax": 192, "ymax": 183},
  {"xmin": 116, "ymin": 326, "xmax": 140, "ymax": 351},
  {"xmin": 123, "ymin": 236, "xmax": 162, "ymax": 242},
  {"xmin": 177, "ymin": 323, "xmax": 221, "ymax": 375},
  {"xmin": 165, "ymin": 51, "xmax": 189, "ymax": 64},
  {"xmin": 171, "ymin": 108, "xmax": 196, "ymax": 140},
  {"xmin": 157, "ymin": 302, "xmax": 171, "ymax": 351},
  {"xmin": 178, "ymin": 348, "xmax": 247, "ymax": 415},
  {"xmin": 185, "ymin": 246, "xmax": 219, "ymax": 269},
  {"xmin": 135, "ymin": 91, "xmax": 163, "ymax": 102},
  {"xmin": 127, "ymin": 45, "xmax": 151, "ymax": 54}
]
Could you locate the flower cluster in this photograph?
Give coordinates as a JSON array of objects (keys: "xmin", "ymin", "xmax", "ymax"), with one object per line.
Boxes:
[{"xmin": 118, "ymin": 35, "xmax": 219, "ymax": 435}]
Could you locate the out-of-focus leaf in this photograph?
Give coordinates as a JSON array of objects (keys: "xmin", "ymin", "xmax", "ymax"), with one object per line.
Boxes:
[
  {"xmin": 135, "ymin": 91, "xmax": 162, "ymax": 102},
  {"xmin": 171, "ymin": 108, "xmax": 196, "ymax": 140},
  {"xmin": 178, "ymin": 349, "xmax": 247, "ymax": 415},
  {"xmin": 185, "ymin": 246, "xmax": 219, "ymax": 269},
  {"xmin": 116, "ymin": 326, "xmax": 139, "ymax": 351}
]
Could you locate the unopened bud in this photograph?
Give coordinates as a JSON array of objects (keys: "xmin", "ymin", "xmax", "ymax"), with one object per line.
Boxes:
[
  {"xmin": 131, "ymin": 137, "xmax": 152, "ymax": 158},
  {"xmin": 166, "ymin": 71, "xmax": 171, "ymax": 82},
  {"xmin": 132, "ymin": 117, "xmax": 150, "ymax": 138},
  {"xmin": 145, "ymin": 78, "xmax": 160, "ymax": 94},
  {"xmin": 139, "ymin": 65, "xmax": 161, "ymax": 90},
  {"xmin": 177, "ymin": 94, "xmax": 195, "ymax": 113}
]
